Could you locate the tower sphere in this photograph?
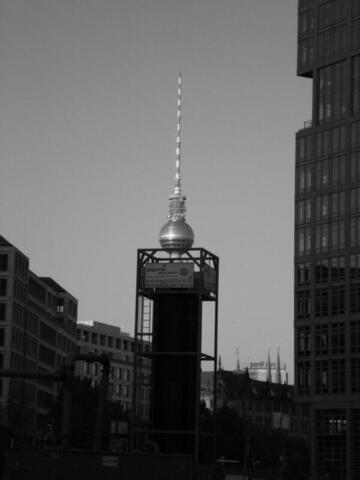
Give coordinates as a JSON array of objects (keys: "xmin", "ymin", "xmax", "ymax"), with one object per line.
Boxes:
[{"xmin": 159, "ymin": 219, "xmax": 194, "ymax": 251}]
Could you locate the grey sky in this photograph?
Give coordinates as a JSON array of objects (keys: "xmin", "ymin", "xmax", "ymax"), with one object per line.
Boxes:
[{"xmin": 0, "ymin": 0, "xmax": 311, "ymax": 380}]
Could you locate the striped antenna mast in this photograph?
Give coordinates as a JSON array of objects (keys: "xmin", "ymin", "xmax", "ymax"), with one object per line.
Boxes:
[
  {"xmin": 174, "ymin": 72, "xmax": 182, "ymax": 195},
  {"xmin": 167, "ymin": 72, "xmax": 186, "ymax": 221}
]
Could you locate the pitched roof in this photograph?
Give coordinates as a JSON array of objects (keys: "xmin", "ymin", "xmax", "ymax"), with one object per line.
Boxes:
[{"xmin": 0, "ymin": 235, "xmax": 13, "ymax": 247}]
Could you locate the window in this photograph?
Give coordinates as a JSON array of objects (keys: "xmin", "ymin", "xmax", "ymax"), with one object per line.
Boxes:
[
  {"xmin": 108, "ymin": 336, "xmax": 113, "ymax": 348},
  {"xmin": 331, "ymin": 220, "xmax": 345, "ymax": 250},
  {"xmin": 297, "ymin": 327, "xmax": 311, "ymax": 356},
  {"xmin": 0, "ymin": 303, "xmax": 5, "ymax": 322},
  {"xmin": 351, "ymin": 217, "xmax": 360, "ymax": 248},
  {"xmin": 331, "ymin": 359, "xmax": 345, "ymax": 393},
  {"xmin": 297, "ymin": 164, "xmax": 312, "ymax": 193},
  {"xmin": 315, "ymin": 196, "xmax": 329, "ymax": 220},
  {"xmin": 353, "ymin": 56, "xmax": 360, "ymax": 115},
  {"xmin": 350, "ymin": 283, "xmax": 360, "ymax": 313},
  {"xmin": 0, "ymin": 255, "xmax": 8, "ymax": 272},
  {"xmin": 353, "ymin": 0, "xmax": 360, "ymax": 17},
  {"xmin": 351, "ymin": 187, "xmax": 360, "ymax": 214},
  {"xmin": 353, "ymin": 19, "xmax": 360, "ymax": 50},
  {"xmin": 298, "ymin": 227, "xmax": 312, "ymax": 256},
  {"xmin": 56, "ymin": 298, "xmax": 64, "ymax": 313},
  {"xmin": 316, "ymin": 324, "xmax": 329, "ymax": 355},
  {"xmin": 331, "ymin": 191, "xmax": 345, "ymax": 217},
  {"xmin": 331, "ymin": 256, "xmax": 345, "ymax": 281},
  {"xmin": 297, "ymin": 135, "xmax": 312, "ymax": 162},
  {"xmin": 316, "ymin": 159, "xmax": 329, "ymax": 189},
  {"xmin": 297, "ymin": 361, "xmax": 311, "ymax": 395},
  {"xmin": 332, "ymin": 155, "xmax": 346, "ymax": 186},
  {"xmin": 331, "ymin": 323, "xmax": 345, "ymax": 354},
  {"xmin": 315, "ymin": 259, "xmax": 329, "ymax": 283},
  {"xmin": 297, "ymin": 290, "xmax": 311, "ymax": 319},
  {"xmin": 0, "ymin": 279, "xmax": 7, "ymax": 296},
  {"xmin": 316, "ymin": 360, "xmax": 329, "ymax": 394},
  {"xmin": 331, "ymin": 286, "xmax": 345, "ymax": 315},
  {"xmin": 315, "ymin": 224, "xmax": 329, "ymax": 253},
  {"xmin": 297, "ymin": 262, "xmax": 311, "ymax": 285},
  {"xmin": 351, "ymin": 358, "xmax": 360, "ymax": 392},
  {"xmin": 0, "ymin": 329, "xmax": 4, "ymax": 346},
  {"xmin": 100, "ymin": 334, "xmax": 105, "ymax": 346},
  {"xmin": 297, "ymin": 199, "xmax": 312, "ymax": 224},
  {"xmin": 351, "ymin": 122, "xmax": 360, "ymax": 148},
  {"xmin": 82, "ymin": 330, "xmax": 89, "ymax": 342},
  {"xmin": 351, "ymin": 254, "xmax": 360, "ymax": 280},
  {"xmin": 299, "ymin": 9, "xmax": 315, "ymax": 35},
  {"xmin": 91, "ymin": 333, "xmax": 98, "ymax": 345},
  {"xmin": 317, "ymin": 410, "xmax": 347, "ymax": 473},
  {"xmin": 318, "ymin": 26, "xmax": 347, "ymax": 62},
  {"xmin": 317, "ymin": 62, "xmax": 347, "ymax": 125},
  {"xmin": 315, "ymin": 287, "xmax": 329, "ymax": 317},
  {"xmin": 299, "ymin": 36, "xmax": 314, "ymax": 67},
  {"xmin": 351, "ymin": 151, "xmax": 360, "ymax": 183}
]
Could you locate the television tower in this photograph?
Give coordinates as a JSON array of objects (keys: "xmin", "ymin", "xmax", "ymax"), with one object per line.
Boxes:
[{"xmin": 132, "ymin": 75, "xmax": 219, "ymax": 467}]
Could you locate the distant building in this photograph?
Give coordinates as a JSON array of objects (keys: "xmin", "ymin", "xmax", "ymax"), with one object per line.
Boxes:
[
  {"xmin": 201, "ymin": 370, "xmax": 309, "ymax": 438},
  {"xmin": 75, "ymin": 320, "xmax": 150, "ymax": 418},
  {"xmin": 247, "ymin": 361, "xmax": 288, "ymax": 384},
  {"xmin": 0, "ymin": 235, "xmax": 78, "ymax": 444}
]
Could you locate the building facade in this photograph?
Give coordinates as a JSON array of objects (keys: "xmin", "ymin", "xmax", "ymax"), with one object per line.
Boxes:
[
  {"xmin": 201, "ymin": 370, "xmax": 309, "ymax": 438},
  {"xmin": 0, "ymin": 235, "xmax": 78, "ymax": 444},
  {"xmin": 295, "ymin": 1, "xmax": 360, "ymax": 478},
  {"xmin": 75, "ymin": 320, "xmax": 150, "ymax": 418}
]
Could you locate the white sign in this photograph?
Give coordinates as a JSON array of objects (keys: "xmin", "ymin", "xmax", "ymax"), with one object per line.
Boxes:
[
  {"xmin": 145, "ymin": 263, "xmax": 194, "ymax": 288},
  {"xmin": 102, "ymin": 456, "xmax": 119, "ymax": 467}
]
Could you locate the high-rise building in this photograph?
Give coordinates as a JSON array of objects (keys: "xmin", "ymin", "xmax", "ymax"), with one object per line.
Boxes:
[
  {"xmin": 0, "ymin": 235, "xmax": 77, "ymax": 445},
  {"xmin": 295, "ymin": 1, "xmax": 360, "ymax": 478}
]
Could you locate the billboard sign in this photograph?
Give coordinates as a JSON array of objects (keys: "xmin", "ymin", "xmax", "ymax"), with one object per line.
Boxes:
[{"xmin": 145, "ymin": 263, "xmax": 194, "ymax": 288}]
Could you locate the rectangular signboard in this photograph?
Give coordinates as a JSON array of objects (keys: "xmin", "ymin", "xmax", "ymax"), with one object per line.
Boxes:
[{"xmin": 145, "ymin": 263, "xmax": 194, "ymax": 288}]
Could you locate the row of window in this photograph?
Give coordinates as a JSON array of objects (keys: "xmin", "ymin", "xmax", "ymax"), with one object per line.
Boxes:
[
  {"xmin": 297, "ymin": 191, "xmax": 345, "ymax": 224},
  {"xmin": 82, "ymin": 361, "xmax": 132, "ymax": 381},
  {"xmin": 297, "ymin": 256, "xmax": 352, "ymax": 285},
  {"xmin": 299, "ymin": 25, "xmax": 348, "ymax": 68},
  {"xmin": 297, "ymin": 121, "xmax": 360, "ymax": 165},
  {"xmin": 297, "ymin": 154, "xmax": 347, "ymax": 194},
  {"xmin": 297, "ymin": 283, "xmax": 360, "ymax": 318},
  {"xmin": 77, "ymin": 328, "xmax": 134, "ymax": 352},
  {"xmin": 297, "ymin": 323, "xmax": 346, "ymax": 356},
  {"xmin": 298, "ymin": 357, "xmax": 360, "ymax": 395},
  {"xmin": 299, "ymin": 1, "xmax": 348, "ymax": 38},
  {"xmin": 297, "ymin": 219, "xmax": 346, "ymax": 256}
]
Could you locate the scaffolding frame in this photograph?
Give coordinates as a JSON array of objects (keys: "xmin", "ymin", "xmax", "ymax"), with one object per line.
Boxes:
[{"xmin": 131, "ymin": 247, "xmax": 219, "ymax": 466}]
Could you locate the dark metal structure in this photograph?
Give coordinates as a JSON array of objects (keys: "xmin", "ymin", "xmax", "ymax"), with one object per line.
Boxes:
[{"xmin": 131, "ymin": 247, "xmax": 219, "ymax": 466}]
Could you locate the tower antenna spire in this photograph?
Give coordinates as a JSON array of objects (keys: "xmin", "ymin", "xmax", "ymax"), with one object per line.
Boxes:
[{"xmin": 174, "ymin": 72, "xmax": 182, "ymax": 196}]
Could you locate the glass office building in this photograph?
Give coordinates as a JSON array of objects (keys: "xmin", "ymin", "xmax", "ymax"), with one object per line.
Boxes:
[{"xmin": 295, "ymin": 1, "xmax": 360, "ymax": 478}]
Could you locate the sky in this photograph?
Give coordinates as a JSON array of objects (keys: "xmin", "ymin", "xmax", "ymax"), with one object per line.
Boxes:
[{"xmin": 0, "ymin": 0, "xmax": 311, "ymax": 381}]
